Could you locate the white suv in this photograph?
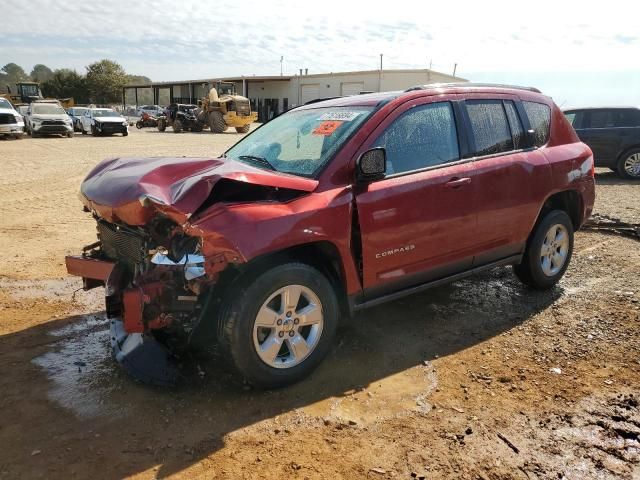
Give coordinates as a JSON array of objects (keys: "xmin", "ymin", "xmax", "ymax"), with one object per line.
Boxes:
[{"xmin": 26, "ymin": 101, "xmax": 73, "ymax": 138}]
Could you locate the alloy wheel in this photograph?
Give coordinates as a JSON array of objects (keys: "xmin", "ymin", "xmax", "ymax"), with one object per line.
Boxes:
[
  {"xmin": 540, "ymin": 224, "xmax": 570, "ymax": 276},
  {"xmin": 252, "ymin": 284, "xmax": 324, "ymax": 369},
  {"xmin": 623, "ymin": 152, "xmax": 640, "ymax": 177}
]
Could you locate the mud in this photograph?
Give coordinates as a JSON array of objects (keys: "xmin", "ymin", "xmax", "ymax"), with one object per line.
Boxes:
[{"xmin": 0, "ymin": 130, "xmax": 638, "ymax": 479}]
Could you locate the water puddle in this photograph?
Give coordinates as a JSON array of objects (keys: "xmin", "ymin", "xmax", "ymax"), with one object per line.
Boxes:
[{"xmin": 31, "ymin": 313, "xmax": 126, "ymax": 419}]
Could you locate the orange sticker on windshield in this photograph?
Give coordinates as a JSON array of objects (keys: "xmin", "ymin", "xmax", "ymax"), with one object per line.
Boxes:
[{"xmin": 313, "ymin": 120, "xmax": 343, "ymax": 136}]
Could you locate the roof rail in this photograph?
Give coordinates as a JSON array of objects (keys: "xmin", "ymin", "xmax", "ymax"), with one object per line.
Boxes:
[{"xmin": 404, "ymin": 82, "xmax": 542, "ymax": 93}]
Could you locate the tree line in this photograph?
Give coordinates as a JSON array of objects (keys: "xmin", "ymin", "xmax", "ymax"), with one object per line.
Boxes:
[{"xmin": 0, "ymin": 60, "xmax": 151, "ymax": 105}]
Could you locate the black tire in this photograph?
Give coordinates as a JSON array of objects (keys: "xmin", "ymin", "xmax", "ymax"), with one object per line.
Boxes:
[
  {"xmin": 135, "ymin": 121, "xmax": 143, "ymax": 129},
  {"xmin": 514, "ymin": 209, "xmax": 574, "ymax": 290},
  {"xmin": 66, "ymin": 132, "xmax": 73, "ymax": 138},
  {"xmin": 81, "ymin": 125, "xmax": 87, "ymax": 135},
  {"xmin": 13, "ymin": 134, "xmax": 22, "ymax": 140},
  {"xmin": 616, "ymin": 148, "xmax": 640, "ymax": 180},
  {"xmin": 235, "ymin": 124, "xmax": 251, "ymax": 134},
  {"xmin": 173, "ymin": 118, "xmax": 183, "ymax": 133},
  {"xmin": 122, "ymin": 131, "xmax": 128, "ymax": 137},
  {"xmin": 158, "ymin": 119, "xmax": 166, "ymax": 132},
  {"xmin": 91, "ymin": 125, "xmax": 98, "ymax": 136},
  {"xmin": 192, "ymin": 123, "xmax": 203, "ymax": 133},
  {"xmin": 208, "ymin": 111, "xmax": 226, "ymax": 133},
  {"xmin": 218, "ymin": 263, "xmax": 339, "ymax": 389},
  {"xmin": 30, "ymin": 130, "xmax": 38, "ymax": 138}
]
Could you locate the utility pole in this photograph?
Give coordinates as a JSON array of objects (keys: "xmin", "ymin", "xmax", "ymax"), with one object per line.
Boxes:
[
  {"xmin": 453, "ymin": 63, "xmax": 458, "ymax": 77},
  {"xmin": 378, "ymin": 53, "xmax": 383, "ymax": 92},
  {"xmin": 280, "ymin": 56, "xmax": 284, "ymax": 76}
]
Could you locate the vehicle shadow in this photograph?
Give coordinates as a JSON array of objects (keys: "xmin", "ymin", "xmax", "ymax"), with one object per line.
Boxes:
[{"xmin": 0, "ymin": 266, "xmax": 561, "ymax": 478}]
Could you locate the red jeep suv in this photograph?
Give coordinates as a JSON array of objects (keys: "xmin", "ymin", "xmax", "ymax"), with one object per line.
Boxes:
[{"xmin": 67, "ymin": 83, "xmax": 595, "ymax": 388}]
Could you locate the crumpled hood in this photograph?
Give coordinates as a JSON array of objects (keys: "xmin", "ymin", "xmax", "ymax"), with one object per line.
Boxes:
[{"xmin": 80, "ymin": 156, "xmax": 318, "ymax": 225}]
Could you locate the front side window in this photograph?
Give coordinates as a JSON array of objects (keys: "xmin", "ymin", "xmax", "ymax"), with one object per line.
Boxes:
[
  {"xmin": 225, "ymin": 106, "xmax": 373, "ymax": 177},
  {"xmin": 0, "ymin": 98, "xmax": 12, "ymax": 109},
  {"xmin": 372, "ymin": 102, "xmax": 460, "ymax": 174},
  {"xmin": 523, "ymin": 101, "xmax": 551, "ymax": 147},
  {"xmin": 466, "ymin": 100, "xmax": 514, "ymax": 155}
]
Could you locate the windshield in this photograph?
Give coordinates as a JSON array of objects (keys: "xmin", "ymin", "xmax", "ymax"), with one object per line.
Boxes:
[
  {"xmin": 93, "ymin": 109, "xmax": 120, "ymax": 117},
  {"xmin": 225, "ymin": 106, "xmax": 374, "ymax": 177},
  {"xmin": 0, "ymin": 98, "xmax": 12, "ymax": 109},
  {"xmin": 32, "ymin": 104, "xmax": 66, "ymax": 115}
]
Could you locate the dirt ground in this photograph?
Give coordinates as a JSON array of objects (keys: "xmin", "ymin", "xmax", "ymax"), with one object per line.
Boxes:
[{"xmin": 0, "ymin": 129, "xmax": 638, "ymax": 480}]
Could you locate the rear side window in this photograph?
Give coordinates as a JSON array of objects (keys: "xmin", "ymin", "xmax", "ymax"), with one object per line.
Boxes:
[
  {"xmin": 504, "ymin": 101, "xmax": 525, "ymax": 149},
  {"xmin": 373, "ymin": 102, "xmax": 459, "ymax": 174},
  {"xmin": 523, "ymin": 101, "xmax": 551, "ymax": 147},
  {"xmin": 466, "ymin": 100, "xmax": 513, "ymax": 156}
]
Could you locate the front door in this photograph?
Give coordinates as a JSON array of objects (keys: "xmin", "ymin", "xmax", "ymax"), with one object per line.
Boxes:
[{"xmin": 354, "ymin": 98, "xmax": 478, "ymax": 299}]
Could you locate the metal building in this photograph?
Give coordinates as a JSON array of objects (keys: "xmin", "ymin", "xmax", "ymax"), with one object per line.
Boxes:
[{"xmin": 123, "ymin": 68, "xmax": 466, "ymax": 121}]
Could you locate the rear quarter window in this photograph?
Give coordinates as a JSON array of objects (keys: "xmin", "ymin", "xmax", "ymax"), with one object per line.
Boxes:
[{"xmin": 523, "ymin": 101, "xmax": 551, "ymax": 147}]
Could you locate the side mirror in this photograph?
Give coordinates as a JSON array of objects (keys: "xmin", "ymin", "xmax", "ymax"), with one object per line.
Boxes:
[{"xmin": 356, "ymin": 148, "xmax": 386, "ymax": 182}]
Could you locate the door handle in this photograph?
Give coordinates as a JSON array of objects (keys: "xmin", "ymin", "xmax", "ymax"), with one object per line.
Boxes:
[{"xmin": 445, "ymin": 177, "xmax": 471, "ymax": 188}]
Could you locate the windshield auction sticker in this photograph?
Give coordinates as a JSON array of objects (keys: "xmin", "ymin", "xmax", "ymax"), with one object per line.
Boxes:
[
  {"xmin": 318, "ymin": 111, "xmax": 361, "ymax": 122},
  {"xmin": 313, "ymin": 120, "xmax": 343, "ymax": 136}
]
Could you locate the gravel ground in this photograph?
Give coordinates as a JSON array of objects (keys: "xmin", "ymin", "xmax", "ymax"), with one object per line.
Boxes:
[{"xmin": 0, "ymin": 130, "xmax": 638, "ymax": 479}]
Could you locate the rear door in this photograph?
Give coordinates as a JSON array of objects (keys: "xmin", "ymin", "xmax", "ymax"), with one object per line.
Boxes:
[
  {"xmin": 354, "ymin": 96, "xmax": 479, "ymax": 298},
  {"xmin": 574, "ymin": 109, "xmax": 620, "ymax": 164},
  {"xmin": 462, "ymin": 96, "xmax": 551, "ymax": 264}
]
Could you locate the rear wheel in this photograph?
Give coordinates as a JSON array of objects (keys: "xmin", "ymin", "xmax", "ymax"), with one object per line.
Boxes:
[
  {"xmin": 136, "ymin": 120, "xmax": 143, "ymax": 129},
  {"xmin": 173, "ymin": 118, "xmax": 183, "ymax": 133},
  {"xmin": 218, "ymin": 263, "xmax": 339, "ymax": 389},
  {"xmin": 209, "ymin": 111, "xmax": 226, "ymax": 133},
  {"xmin": 514, "ymin": 210, "xmax": 574, "ymax": 290},
  {"xmin": 235, "ymin": 124, "xmax": 251, "ymax": 134},
  {"xmin": 617, "ymin": 148, "xmax": 640, "ymax": 179}
]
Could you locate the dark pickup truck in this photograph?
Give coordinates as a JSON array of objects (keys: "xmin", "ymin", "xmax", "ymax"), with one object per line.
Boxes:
[{"xmin": 66, "ymin": 83, "xmax": 595, "ymax": 388}]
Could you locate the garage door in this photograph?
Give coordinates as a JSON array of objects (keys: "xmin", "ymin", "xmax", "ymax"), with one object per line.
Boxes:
[
  {"xmin": 301, "ymin": 84, "xmax": 320, "ymax": 104},
  {"xmin": 341, "ymin": 82, "xmax": 365, "ymax": 96}
]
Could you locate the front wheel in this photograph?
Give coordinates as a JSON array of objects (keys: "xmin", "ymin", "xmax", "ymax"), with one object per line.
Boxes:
[
  {"xmin": 209, "ymin": 111, "xmax": 226, "ymax": 133},
  {"xmin": 617, "ymin": 149, "xmax": 640, "ymax": 180},
  {"xmin": 514, "ymin": 210, "xmax": 574, "ymax": 290},
  {"xmin": 218, "ymin": 263, "xmax": 339, "ymax": 389},
  {"xmin": 157, "ymin": 118, "xmax": 166, "ymax": 132},
  {"xmin": 173, "ymin": 118, "xmax": 183, "ymax": 133},
  {"xmin": 235, "ymin": 124, "xmax": 251, "ymax": 134},
  {"xmin": 135, "ymin": 120, "xmax": 143, "ymax": 129}
]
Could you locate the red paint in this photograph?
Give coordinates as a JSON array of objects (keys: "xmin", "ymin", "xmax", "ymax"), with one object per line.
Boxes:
[
  {"xmin": 69, "ymin": 84, "xmax": 595, "ymax": 321},
  {"xmin": 65, "ymin": 256, "xmax": 114, "ymax": 281}
]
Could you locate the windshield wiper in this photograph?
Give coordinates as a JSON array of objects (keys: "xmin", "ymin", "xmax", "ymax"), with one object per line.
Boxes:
[{"xmin": 238, "ymin": 155, "xmax": 276, "ymax": 171}]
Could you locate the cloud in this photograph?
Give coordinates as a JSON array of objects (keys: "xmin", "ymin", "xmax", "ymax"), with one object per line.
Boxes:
[{"xmin": 1, "ymin": 0, "xmax": 638, "ymax": 82}]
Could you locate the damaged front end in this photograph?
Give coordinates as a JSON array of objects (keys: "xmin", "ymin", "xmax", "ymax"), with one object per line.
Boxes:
[
  {"xmin": 66, "ymin": 156, "xmax": 318, "ymax": 386},
  {"xmin": 67, "ymin": 218, "xmax": 217, "ymax": 386}
]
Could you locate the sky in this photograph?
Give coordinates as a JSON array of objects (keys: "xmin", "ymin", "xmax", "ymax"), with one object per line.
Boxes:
[{"xmin": 2, "ymin": 0, "xmax": 639, "ymax": 108}]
